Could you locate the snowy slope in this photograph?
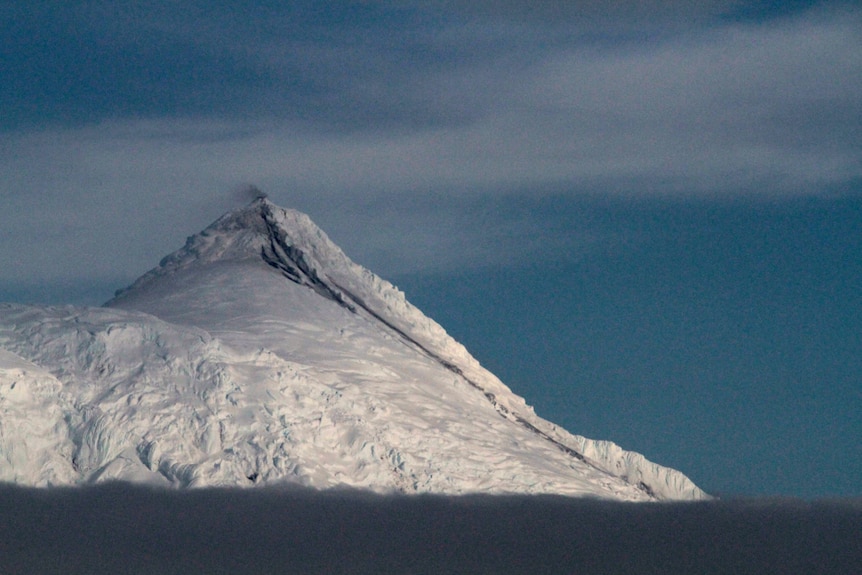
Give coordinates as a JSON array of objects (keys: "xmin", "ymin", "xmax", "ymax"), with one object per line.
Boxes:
[{"xmin": 0, "ymin": 198, "xmax": 707, "ymax": 500}]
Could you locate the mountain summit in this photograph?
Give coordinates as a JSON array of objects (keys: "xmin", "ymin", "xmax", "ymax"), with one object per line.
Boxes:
[{"xmin": 0, "ymin": 198, "xmax": 707, "ymax": 501}]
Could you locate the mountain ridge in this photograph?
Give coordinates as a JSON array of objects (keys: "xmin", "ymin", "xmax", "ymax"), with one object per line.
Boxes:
[{"xmin": 0, "ymin": 198, "xmax": 707, "ymax": 501}]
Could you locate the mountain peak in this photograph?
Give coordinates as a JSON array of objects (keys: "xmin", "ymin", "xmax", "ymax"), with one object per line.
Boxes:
[
  {"xmin": 112, "ymin": 197, "xmax": 342, "ymax": 300},
  {"xmin": 109, "ymin": 198, "xmax": 500, "ymax": 407}
]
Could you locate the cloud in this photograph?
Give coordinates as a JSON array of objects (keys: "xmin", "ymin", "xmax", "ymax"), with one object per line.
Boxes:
[
  {"xmin": 0, "ymin": 3, "xmax": 860, "ymax": 295},
  {"xmin": 424, "ymin": 0, "xmax": 741, "ymax": 31},
  {"xmin": 1, "ymin": 483, "xmax": 860, "ymax": 574},
  {"xmin": 0, "ymin": 119, "xmax": 620, "ymax": 288},
  {"xmin": 5, "ymin": 4, "xmax": 859, "ymax": 191},
  {"xmin": 510, "ymin": 12, "xmax": 862, "ymax": 195}
]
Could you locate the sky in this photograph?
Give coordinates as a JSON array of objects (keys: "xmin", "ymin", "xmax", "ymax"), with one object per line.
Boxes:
[{"xmin": 1, "ymin": 1, "xmax": 860, "ymax": 498}]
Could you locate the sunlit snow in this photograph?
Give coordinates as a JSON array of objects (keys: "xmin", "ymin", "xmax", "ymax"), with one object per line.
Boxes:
[{"xmin": 0, "ymin": 198, "xmax": 706, "ymax": 500}]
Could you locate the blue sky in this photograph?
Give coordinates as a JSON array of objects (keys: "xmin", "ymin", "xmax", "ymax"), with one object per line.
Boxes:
[{"xmin": 1, "ymin": 0, "xmax": 860, "ymax": 497}]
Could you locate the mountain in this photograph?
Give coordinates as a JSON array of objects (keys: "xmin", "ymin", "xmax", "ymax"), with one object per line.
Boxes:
[{"xmin": 0, "ymin": 198, "xmax": 707, "ymax": 501}]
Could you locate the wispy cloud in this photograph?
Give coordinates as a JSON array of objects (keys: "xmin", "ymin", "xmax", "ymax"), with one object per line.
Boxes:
[{"xmin": 1, "ymin": 2, "xmax": 860, "ymax": 289}]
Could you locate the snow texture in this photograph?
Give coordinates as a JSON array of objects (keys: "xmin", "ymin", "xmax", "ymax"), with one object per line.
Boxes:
[{"xmin": 0, "ymin": 198, "xmax": 707, "ymax": 501}]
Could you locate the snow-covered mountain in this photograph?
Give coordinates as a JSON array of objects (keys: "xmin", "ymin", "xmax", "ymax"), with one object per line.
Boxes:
[{"xmin": 0, "ymin": 197, "xmax": 707, "ymax": 501}]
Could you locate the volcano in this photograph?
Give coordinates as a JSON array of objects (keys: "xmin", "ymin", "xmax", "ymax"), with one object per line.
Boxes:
[{"xmin": 0, "ymin": 198, "xmax": 707, "ymax": 501}]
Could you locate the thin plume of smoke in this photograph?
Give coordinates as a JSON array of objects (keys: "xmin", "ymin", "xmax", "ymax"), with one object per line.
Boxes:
[
  {"xmin": 0, "ymin": 483, "xmax": 860, "ymax": 575},
  {"xmin": 231, "ymin": 183, "xmax": 268, "ymax": 205}
]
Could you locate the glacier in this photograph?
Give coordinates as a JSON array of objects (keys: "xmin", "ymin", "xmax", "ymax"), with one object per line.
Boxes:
[{"xmin": 0, "ymin": 197, "xmax": 707, "ymax": 501}]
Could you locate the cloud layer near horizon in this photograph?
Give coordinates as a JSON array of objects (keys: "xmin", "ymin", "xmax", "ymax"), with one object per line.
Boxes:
[
  {"xmin": 1, "ymin": 483, "xmax": 860, "ymax": 575},
  {"xmin": 1, "ymin": 2, "xmax": 860, "ymax": 291}
]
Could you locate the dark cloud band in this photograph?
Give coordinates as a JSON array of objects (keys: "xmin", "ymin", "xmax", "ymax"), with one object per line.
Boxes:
[{"xmin": 1, "ymin": 483, "xmax": 860, "ymax": 574}]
